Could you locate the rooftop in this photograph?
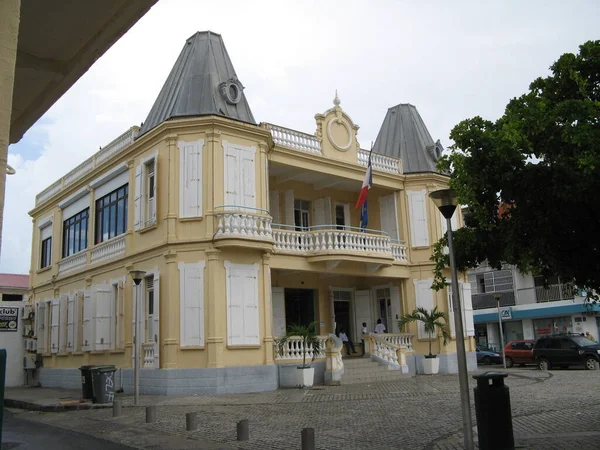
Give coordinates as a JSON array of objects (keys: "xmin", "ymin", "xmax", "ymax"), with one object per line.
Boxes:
[{"xmin": 0, "ymin": 273, "xmax": 29, "ymax": 290}]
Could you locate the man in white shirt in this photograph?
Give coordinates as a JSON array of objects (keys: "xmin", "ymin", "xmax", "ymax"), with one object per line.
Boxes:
[
  {"xmin": 339, "ymin": 328, "xmax": 356, "ymax": 356},
  {"xmin": 375, "ymin": 319, "xmax": 386, "ymax": 334},
  {"xmin": 361, "ymin": 322, "xmax": 368, "ymax": 356}
]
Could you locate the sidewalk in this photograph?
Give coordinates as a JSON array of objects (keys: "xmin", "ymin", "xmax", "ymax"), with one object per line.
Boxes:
[{"xmin": 5, "ymin": 368, "xmax": 600, "ymax": 449}]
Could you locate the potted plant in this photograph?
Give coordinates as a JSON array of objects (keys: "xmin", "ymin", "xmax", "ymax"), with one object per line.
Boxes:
[
  {"xmin": 276, "ymin": 322, "xmax": 322, "ymax": 388},
  {"xmin": 398, "ymin": 306, "xmax": 450, "ymax": 375}
]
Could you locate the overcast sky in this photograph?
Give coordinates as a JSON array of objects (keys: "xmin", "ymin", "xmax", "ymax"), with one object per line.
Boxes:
[{"xmin": 4, "ymin": 0, "xmax": 599, "ymax": 274}]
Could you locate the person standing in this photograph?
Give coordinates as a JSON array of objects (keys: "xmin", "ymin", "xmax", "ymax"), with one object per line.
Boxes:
[
  {"xmin": 361, "ymin": 322, "xmax": 368, "ymax": 356},
  {"xmin": 375, "ymin": 318, "xmax": 386, "ymax": 334}
]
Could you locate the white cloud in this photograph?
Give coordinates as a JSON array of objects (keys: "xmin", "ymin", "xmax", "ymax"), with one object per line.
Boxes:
[{"xmin": 4, "ymin": 0, "xmax": 599, "ymax": 272}]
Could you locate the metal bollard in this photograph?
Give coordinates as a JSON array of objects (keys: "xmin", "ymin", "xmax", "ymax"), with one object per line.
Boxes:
[
  {"xmin": 301, "ymin": 428, "xmax": 316, "ymax": 450},
  {"xmin": 146, "ymin": 405, "xmax": 156, "ymax": 423},
  {"xmin": 186, "ymin": 412, "xmax": 197, "ymax": 431},
  {"xmin": 473, "ymin": 372, "xmax": 515, "ymax": 450},
  {"xmin": 237, "ymin": 419, "xmax": 249, "ymax": 441},
  {"xmin": 113, "ymin": 400, "xmax": 122, "ymax": 417}
]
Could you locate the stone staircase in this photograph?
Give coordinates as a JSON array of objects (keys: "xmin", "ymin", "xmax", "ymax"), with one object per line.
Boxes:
[{"xmin": 341, "ymin": 357, "xmax": 411, "ymax": 385}]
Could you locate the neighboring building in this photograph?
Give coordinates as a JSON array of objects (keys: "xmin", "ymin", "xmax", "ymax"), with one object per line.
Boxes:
[
  {"xmin": 0, "ymin": 273, "xmax": 30, "ymax": 386},
  {"xmin": 469, "ymin": 263, "xmax": 600, "ymax": 351},
  {"xmin": 28, "ymin": 31, "xmax": 476, "ymax": 395}
]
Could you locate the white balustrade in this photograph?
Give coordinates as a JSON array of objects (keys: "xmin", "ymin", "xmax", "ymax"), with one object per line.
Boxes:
[
  {"xmin": 58, "ymin": 251, "xmax": 87, "ymax": 275},
  {"xmin": 35, "ymin": 126, "xmax": 139, "ymax": 206},
  {"xmin": 142, "ymin": 344, "xmax": 155, "ymax": 368},
  {"xmin": 391, "ymin": 242, "xmax": 408, "ymax": 262},
  {"xmin": 90, "ymin": 235, "xmax": 126, "ymax": 264},
  {"xmin": 275, "ymin": 335, "xmax": 329, "ymax": 361},
  {"xmin": 373, "ymin": 337, "xmax": 400, "ymax": 366},
  {"xmin": 273, "ymin": 227, "xmax": 393, "ymax": 257},
  {"xmin": 379, "ymin": 333, "xmax": 413, "ymax": 352},
  {"xmin": 358, "ymin": 149, "xmax": 403, "ymax": 175},
  {"xmin": 265, "ymin": 123, "xmax": 322, "ymax": 155},
  {"xmin": 215, "ymin": 209, "xmax": 273, "ymax": 240}
]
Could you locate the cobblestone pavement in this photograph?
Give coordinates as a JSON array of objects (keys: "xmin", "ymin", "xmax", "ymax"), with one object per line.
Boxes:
[{"xmin": 20, "ymin": 367, "xmax": 600, "ymax": 449}]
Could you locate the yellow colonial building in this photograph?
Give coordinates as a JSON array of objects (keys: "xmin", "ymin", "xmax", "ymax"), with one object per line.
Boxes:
[{"xmin": 28, "ymin": 31, "xmax": 475, "ymax": 394}]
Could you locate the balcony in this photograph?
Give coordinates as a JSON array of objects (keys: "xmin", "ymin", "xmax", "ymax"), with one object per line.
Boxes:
[
  {"xmin": 57, "ymin": 234, "xmax": 128, "ymax": 276},
  {"xmin": 472, "ymin": 291, "xmax": 516, "ymax": 310},
  {"xmin": 272, "ymin": 224, "xmax": 407, "ymax": 263},
  {"xmin": 535, "ymin": 284, "xmax": 575, "ymax": 303},
  {"xmin": 213, "ymin": 206, "xmax": 273, "ymax": 248}
]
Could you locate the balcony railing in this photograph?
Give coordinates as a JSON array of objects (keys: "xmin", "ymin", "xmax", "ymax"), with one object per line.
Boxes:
[
  {"xmin": 534, "ymin": 284, "xmax": 575, "ymax": 303},
  {"xmin": 214, "ymin": 206, "xmax": 273, "ymax": 240},
  {"xmin": 264, "ymin": 123, "xmax": 322, "ymax": 155},
  {"xmin": 358, "ymin": 149, "xmax": 403, "ymax": 175},
  {"xmin": 472, "ymin": 291, "xmax": 516, "ymax": 310},
  {"xmin": 274, "ymin": 335, "xmax": 329, "ymax": 361},
  {"xmin": 58, "ymin": 251, "xmax": 87, "ymax": 275},
  {"xmin": 90, "ymin": 235, "xmax": 127, "ymax": 265},
  {"xmin": 36, "ymin": 126, "xmax": 139, "ymax": 206},
  {"xmin": 272, "ymin": 224, "xmax": 407, "ymax": 262}
]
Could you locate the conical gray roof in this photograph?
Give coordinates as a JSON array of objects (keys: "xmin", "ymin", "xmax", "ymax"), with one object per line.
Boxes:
[
  {"xmin": 372, "ymin": 103, "xmax": 443, "ymax": 173},
  {"xmin": 139, "ymin": 31, "xmax": 255, "ymax": 136}
]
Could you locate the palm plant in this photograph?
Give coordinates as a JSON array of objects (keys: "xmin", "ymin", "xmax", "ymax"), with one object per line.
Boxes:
[
  {"xmin": 276, "ymin": 321, "xmax": 322, "ymax": 368},
  {"xmin": 398, "ymin": 306, "xmax": 451, "ymax": 357}
]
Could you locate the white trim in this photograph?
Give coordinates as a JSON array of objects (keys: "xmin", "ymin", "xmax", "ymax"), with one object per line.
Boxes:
[
  {"xmin": 327, "ymin": 118, "xmax": 352, "ymax": 151},
  {"xmin": 37, "ymin": 214, "xmax": 53, "ymax": 229},
  {"xmin": 62, "ymin": 193, "xmax": 91, "ymax": 220},
  {"xmin": 90, "ymin": 162, "xmax": 128, "ymax": 189},
  {"xmin": 58, "ymin": 187, "xmax": 91, "ymax": 209},
  {"xmin": 141, "ymin": 149, "xmax": 158, "ymax": 165}
]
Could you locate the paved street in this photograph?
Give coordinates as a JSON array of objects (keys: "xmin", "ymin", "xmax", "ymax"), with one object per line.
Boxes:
[
  {"xmin": 1, "ymin": 409, "xmax": 133, "ymax": 450},
  {"xmin": 8, "ymin": 367, "xmax": 600, "ymax": 449}
]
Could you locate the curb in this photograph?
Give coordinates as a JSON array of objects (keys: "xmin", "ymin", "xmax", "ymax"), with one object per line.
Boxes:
[{"xmin": 5, "ymin": 397, "xmax": 112, "ymax": 413}]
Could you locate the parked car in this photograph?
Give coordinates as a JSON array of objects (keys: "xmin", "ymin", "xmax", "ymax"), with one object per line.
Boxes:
[
  {"xmin": 532, "ymin": 334, "xmax": 600, "ymax": 370},
  {"xmin": 476, "ymin": 346, "xmax": 503, "ymax": 365},
  {"xmin": 504, "ymin": 340, "xmax": 535, "ymax": 368}
]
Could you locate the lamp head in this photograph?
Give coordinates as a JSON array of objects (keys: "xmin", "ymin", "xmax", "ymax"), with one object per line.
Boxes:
[
  {"xmin": 429, "ymin": 189, "xmax": 458, "ymax": 219},
  {"xmin": 129, "ymin": 270, "xmax": 147, "ymax": 286}
]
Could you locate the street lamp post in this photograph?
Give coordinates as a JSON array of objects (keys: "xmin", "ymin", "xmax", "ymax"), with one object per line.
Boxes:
[
  {"xmin": 495, "ymin": 293, "xmax": 507, "ymax": 368},
  {"xmin": 129, "ymin": 270, "xmax": 146, "ymax": 405},
  {"xmin": 430, "ymin": 189, "xmax": 474, "ymax": 450}
]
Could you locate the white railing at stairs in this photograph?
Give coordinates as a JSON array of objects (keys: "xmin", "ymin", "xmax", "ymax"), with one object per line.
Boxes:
[
  {"xmin": 357, "ymin": 149, "xmax": 403, "ymax": 175},
  {"xmin": 36, "ymin": 126, "xmax": 139, "ymax": 206},
  {"xmin": 370, "ymin": 334, "xmax": 411, "ymax": 371},
  {"xmin": 379, "ymin": 333, "xmax": 414, "ymax": 352},
  {"xmin": 214, "ymin": 206, "xmax": 273, "ymax": 240},
  {"xmin": 142, "ymin": 343, "xmax": 155, "ymax": 368},
  {"xmin": 275, "ymin": 335, "xmax": 329, "ymax": 361}
]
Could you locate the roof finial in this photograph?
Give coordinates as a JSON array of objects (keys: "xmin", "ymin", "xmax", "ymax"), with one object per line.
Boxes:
[{"xmin": 333, "ymin": 90, "xmax": 340, "ymax": 107}]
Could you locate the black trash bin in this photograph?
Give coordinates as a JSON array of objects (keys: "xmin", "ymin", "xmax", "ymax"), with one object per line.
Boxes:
[
  {"xmin": 90, "ymin": 365, "xmax": 117, "ymax": 404},
  {"xmin": 473, "ymin": 372, "xmax": 515, "ymax": 450},
  {"xmin": 79, "ymin": 365, "xmax": 97, "ymax": 400}
]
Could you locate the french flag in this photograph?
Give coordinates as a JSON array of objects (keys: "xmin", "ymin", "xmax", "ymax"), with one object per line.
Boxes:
[{"xmin": 355, "ymin": 153, "xmax": 372, "ymax": 229}]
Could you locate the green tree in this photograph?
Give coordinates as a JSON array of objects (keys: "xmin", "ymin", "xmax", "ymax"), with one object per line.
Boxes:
[
  {"xmin": 276, "ymin": 322, "xmax": 322, "ymax": 368},
  {"xmin": 398, "ymin": 307, "xmax": 450, "ymax": 356},
  {"xmin": 432, "ymin": 40, "xmax": 600, "ymax": 306}
]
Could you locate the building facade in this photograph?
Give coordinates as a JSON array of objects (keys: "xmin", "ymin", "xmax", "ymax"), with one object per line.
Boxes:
[
  {"xmin": 28, "ymin": 31, "xmax": 476, "ymax": 395},
  {"xmin": 470, "ymin": 263, "xmax": 600, "ymax": 351}
]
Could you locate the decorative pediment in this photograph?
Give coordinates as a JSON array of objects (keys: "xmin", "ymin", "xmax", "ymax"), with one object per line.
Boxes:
[{"xmin": 314, "ymin": 92, "xmax": 360, "ymax": 162}]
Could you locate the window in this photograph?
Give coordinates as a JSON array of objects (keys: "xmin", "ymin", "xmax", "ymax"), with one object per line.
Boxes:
[
  {"xmin": 294, "ymin": 199, "xmax": 310, "ymax": 230},
  {"xmin": 41, "ymin": 237, "xmax": 52, "ymax": 268},
  {"xmin": 225, "ymin": 261, "xmax": 259, "ymax": 346},
  {"xmin": 2, "ymin": 294, "xmax": 23, "ymax": 302},
  {"xmin": 145, "ymin": 276, "xmax": 154, "ymax": 343},
  {"xmin": 335, "ymin": 204, "xmax": 345, "ymax": 229},
  {"xmin": 62, "ymin": 208, "xmax": 89, "ymax": 257},
  {"xmin": 95, "ymin": 184, "xmax": 128, "ymax": 244},
  {"xmin": 145, "ymin": 159, "xmax": 156, "ymax": 226}
]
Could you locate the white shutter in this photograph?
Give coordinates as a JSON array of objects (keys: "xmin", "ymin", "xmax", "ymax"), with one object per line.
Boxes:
[
  {"xmin": 179, "ymin": 140, "xmax": 203, "ymax": 218},
  {"xmin": 440, "ymin": 212, "xmax": 458, "ymax": 237},
  {"xmin": 152, "ymin": 272, "xmax": 160, "ymax": 367},
  {"xmin": 50, "ymin": 299, "xmax": 59, "ymax": 353},
  {"xmin": 414, "ymin": 279, "xmax": 434, "ymax": 339},
  {"xmin": 379, "ymin": 193, "xmax": 400, "ymax": 240},
  {"xmin": 271, "ymin": 287, "xmax": 286, "ymax": 337},
  {"xmin": 269, "ymin": 190, "xmax": 280, "ymax": 223},
  {"xmin": 225, "ymin": 262, "xmax": 258, "ymax": 346},
  {"xmin": 66, "ymin": 294, "xmax": 75, "ymax": 352},
  {"xmin": 95, "ymin": 285, "xmax": 112, "ymax": 350},
  {"xmin": 284, "ymin": 190, "xmax": 294, "ymax": 226},
  {"xmin": 354, "ymin": 290, "xmax": 372, "ymax": 342},
  {"xmin": 150, "ymin": 157, "xmax": 157, "ymax": 222},
  {"xmin": 314, "ymin": 198, "xmax": 327, "ymax": 226},
  {"xmin": 390, "ymin": 285, "xmax": 401, "ymax": 333},
  {"xmin": 82, "ymin": 290, "xmax": 94, "ymax": 351},
  {"xmin": 407, "ymin": 190, "xmax": 429, "ymax": 247},
  {"xmin": 447, "ymin": 285, "xmax": 456, "ymax": 338},
  {"xmin": 179, "ymin": 261, "xmax": 205, "ymax": 347},
  {"xmin": 240, "ymin": 147, "xmax": 256, "ymax": 208},
  {"xmin": 74, "ymin": 291, "xmax": 82, "ymax": 352},
  {"xmin": 58, "ymin": 295, "xmax": 68, "ymax": 353},
  {"xmin": 36, "ymin": 301, "xmax": 47, "ymax": 354},
  {"xmin": 117, "ymin": 283, "xmax": 124, "ymax": 349},
  {"xmin": 461, "ymin": 282, "xmax": 475, "ymax": 337},
  {"xmin": 343, "ymin": 203, "xmax": 351, "ymax": 229},
  {"xmin": 224, "ymin": 143, "xmax": 240, "ymax": 206},
  {"xmin": 134, "ymin": 164, "xmax": 142, "ymax": 231},
  {"xmin": 243, "ymin": 266, "xmax": 259, "ymax": 345}
]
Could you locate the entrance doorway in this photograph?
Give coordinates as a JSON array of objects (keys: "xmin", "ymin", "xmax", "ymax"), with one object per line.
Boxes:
[
  {"xmin": 285, "ymin": 288, "xmax": 315, "ymax": 328},
  {"xmin": 375, "ymin": 288, "xmax": 392, "ymax": 332},
  {"xmin": 333, "ymin": 289, "xmax": 353, "ymax": 340}
]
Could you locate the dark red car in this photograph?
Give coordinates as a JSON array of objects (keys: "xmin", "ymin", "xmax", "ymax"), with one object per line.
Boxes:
[{"xmin": 504, "ymin": 340, "xmax": 535, "ymax": 367}]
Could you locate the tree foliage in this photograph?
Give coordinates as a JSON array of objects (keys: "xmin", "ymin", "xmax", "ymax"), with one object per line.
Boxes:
[
  {"xmin": 398, "ymin": 307, "xmax": 450, "ymax": 356},
  {"xmin": 432, "ymin": 40, "xmax": 600, "ymax": 304}
]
